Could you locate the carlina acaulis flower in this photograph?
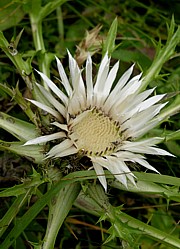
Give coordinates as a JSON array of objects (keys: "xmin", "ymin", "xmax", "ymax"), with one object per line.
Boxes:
[{"xmin": 24, "ymin": 51, "xmax": 173, "ymax": 191}]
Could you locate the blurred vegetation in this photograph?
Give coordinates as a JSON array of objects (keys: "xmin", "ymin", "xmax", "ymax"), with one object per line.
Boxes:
[{"xmin": 0, "ymin": 0, "xmax": 179, "ymax": 248}]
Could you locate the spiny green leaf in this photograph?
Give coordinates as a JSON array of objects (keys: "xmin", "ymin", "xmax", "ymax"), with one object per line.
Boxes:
[
  {"xmin": 109, "ymin": 173, "xmax": 180, "ymax": 202},
  {"xmin": 0, "ymin": 174, "xmax": 82, "ymax": 249},
  {"xmin": 0, "ymin": 169, "xmax": 45, "ymax": 197}
]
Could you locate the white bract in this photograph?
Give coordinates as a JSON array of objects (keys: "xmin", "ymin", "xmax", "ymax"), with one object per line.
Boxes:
[{"xmin": 25, "ymin": 52, "xmax": 173, "ymax": 191}]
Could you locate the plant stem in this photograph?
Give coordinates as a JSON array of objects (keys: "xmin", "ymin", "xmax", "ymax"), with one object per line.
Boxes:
[
  {"xmin": 116, "ymin": 211, "xmax": 180, "ymax": 249},
  {"xmin": 76, "ymin": 184, "xmax": 180, "ymax": 248},
  {"xmin": 56, "ymin": 6, "xmax": 64, "ymax": 45},
  {"xmin": 29, "ymin": 0, "xmax": 67, "ymax": 89},
  {"xmin": 0, "ymin": 31, "xmax": 32, "ymax": 88},
  {"xmin": 42, "ymin": 182, "xmax": 81, "ymax": 249},
  {"xmin": 158, "ymin": 95, "xmax": 180, "ymax": 121},
  {"xmin": 29, "ymin": 0, "xmax": 50, "ymax": 89}
]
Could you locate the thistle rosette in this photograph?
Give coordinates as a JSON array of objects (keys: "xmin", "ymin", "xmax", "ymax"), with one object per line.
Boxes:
[{"xmin": 24, "ymin": 52, "xmax": 173, "ymax": 191}]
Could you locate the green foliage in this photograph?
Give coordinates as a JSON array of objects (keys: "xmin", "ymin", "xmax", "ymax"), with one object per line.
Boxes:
[
  {"xmin": 0, "ymin": 0, "xmax": 179, "ymax": 248},
  {"xmin": 102, "ymin": 17, "xmax": 118, "ymax": 57},
  {"xmin": 0, "ymin": 112, "xmax": 38, "ymax": 141},
  {"xmin": 0, "ymin": 0, "xmax": 25, "ymax": 31}
]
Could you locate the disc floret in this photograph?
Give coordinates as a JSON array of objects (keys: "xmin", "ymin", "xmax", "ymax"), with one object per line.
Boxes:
[{"xmin": 69, "ymin": 107, "xmax": 121, "ymax": 156}]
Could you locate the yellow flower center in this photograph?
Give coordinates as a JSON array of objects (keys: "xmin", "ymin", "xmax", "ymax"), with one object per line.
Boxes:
[{"xmin": 69, "ymin": 108, "xmax": 121, "ymax": 156}]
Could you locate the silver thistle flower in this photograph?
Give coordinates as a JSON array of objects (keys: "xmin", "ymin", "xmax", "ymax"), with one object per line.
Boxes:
[{"xmin": 25, "ymin": 52, "xmax": 173, "ymax": 191}]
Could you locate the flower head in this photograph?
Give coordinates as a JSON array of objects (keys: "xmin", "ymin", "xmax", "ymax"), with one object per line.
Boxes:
[{"xmin": 25, "ymin": 52, "xmax": 173, "ymax": 191}]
